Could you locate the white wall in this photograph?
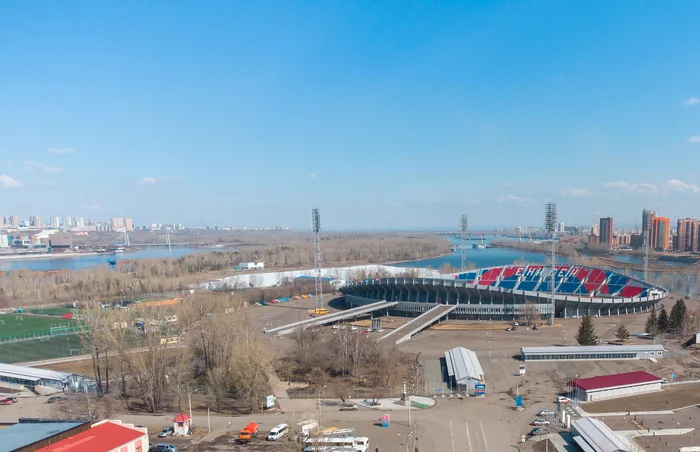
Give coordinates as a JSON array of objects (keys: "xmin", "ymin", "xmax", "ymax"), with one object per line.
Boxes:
[
  {"xmin": 197, "ymin": 265, "xmax": 441, "ymax": 290},
  {"xmin": 584, "ymin": 382, "xmax": 662, "ymax": 402}
]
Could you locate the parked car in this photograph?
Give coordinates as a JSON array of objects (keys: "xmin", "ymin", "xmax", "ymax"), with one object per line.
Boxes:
[
  {"xmin": 4, "ymin": 397, "xmax": 17, "ymax": 403},
  {"xmin": 266, "ymin": 423, "xmax": 288, "ymax": 441},
  {"xmin": 158, "ymin": 427, "xmax": 174, "ymax": 438},
  {"xmin": 150, "ymin": 443, "xmax": 178, "ymax": 452},
  {"xmin": 47, "ymin": 396, "xmax": 66, "ymax": 404},
  {"xmin": 0, "ymin": 398, "xmax": 13, "ymax": 405},
  {"xmin": 557, "ymin": 396, "xmax": 570, "ymax": 404},
  {"xmin": 532, "ymin": 419, "xmax": 550, "ymax": 426},
  {"xmin": 339, "ymin": 403, "xmax": 358, "ymax": 411},
  {"xmin": 537, "ymin": 409, "xmax": 555, "ymax": 417},
  {"xmin": 530, "ymin": 428, "xmax": 549, "ymax": 436},
  {"xmin": 505, "ymin": 327, "xmax": 512, "ymax": 331},
  {"xmin": 350, "ymin": 326, "xmax": 358, "ymax": 331}
]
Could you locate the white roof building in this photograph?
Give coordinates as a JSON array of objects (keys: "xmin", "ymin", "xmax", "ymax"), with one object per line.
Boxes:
[
  {"xmin": 571, "ymin": 417, "xmax": 631, "ymax": 451},
  {"xmin": 0, "ymin": 363, "xmax": 84, "ymax": 390},
  {"xmin": 444, "ymin": 347, "xmax": 485, "ymax": 386}
]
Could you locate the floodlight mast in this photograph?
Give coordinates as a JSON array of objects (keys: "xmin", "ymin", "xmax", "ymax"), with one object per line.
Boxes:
[
  {"xmin": 545, "ymin": 203, "xmax": 557, "ymax": 326},
  {"xmin": 311, "ymin": 208, "xmax": 323, "ymax": 310},
  {"xmin": 460, "ymin": 214, "xmax": 468, "ymax": 271}
]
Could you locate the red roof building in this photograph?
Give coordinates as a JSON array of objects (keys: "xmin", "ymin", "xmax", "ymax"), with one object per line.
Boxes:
[
  {"xmin": 568, "ymin": 371, "xmax": 664, "ymax": 402},
  {"xmin": 173, "ymin": 413, "xmax": 191, "ymax": 423},
  {"xmin": 36, "ymin": 420, "xmax": 148, "ymax": 452},
  {"xmin": 173, "ymin": 413, "xmax": 192, "ymax": 436}
]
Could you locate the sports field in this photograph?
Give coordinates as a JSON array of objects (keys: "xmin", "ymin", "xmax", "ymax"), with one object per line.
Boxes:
[
  {"xmin": 0, "ymin": 314, "xmax": 81, "ymax": 339},
  {"xmin": 0, "ymin": 314, "xmax": 88, "ymax": 363},
  {"xmin": 0, "ymin": 334, "xmax": 88, "ymax": 363}
]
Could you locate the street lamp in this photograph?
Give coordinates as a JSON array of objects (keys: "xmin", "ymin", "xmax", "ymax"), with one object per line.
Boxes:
[{"xmin": 486, "ymin": 332, "xmax": 492, "ymax": 358}]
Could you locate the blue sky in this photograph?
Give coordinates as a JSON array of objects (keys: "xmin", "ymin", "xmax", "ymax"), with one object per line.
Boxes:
[{"xmin": 1, "ymin": 1, "xmax": 700, "ymax": 230}]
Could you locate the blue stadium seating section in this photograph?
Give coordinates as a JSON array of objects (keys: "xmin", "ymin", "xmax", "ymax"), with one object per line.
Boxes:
[{"xmin": 452, "ymin": 265, "xmax": 653, "ymax": 299}]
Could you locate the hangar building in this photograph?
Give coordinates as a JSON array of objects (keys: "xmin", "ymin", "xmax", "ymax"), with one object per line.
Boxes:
[
  {"xmin": 444, "ymin": 347, "xmax": 484, "ymax": 393},
  {"xmin": 568, "ymin": 371, "xmax": 664, "ymax": 402}
]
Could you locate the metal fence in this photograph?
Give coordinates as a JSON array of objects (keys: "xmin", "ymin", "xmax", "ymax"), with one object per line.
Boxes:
[{"xmin": 0, "ymin": 325, "xmax": 89, "ymax": 345}]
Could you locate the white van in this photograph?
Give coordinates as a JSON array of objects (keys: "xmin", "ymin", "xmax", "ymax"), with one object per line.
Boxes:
[{"xmin": 267, "ymin": 423, "xmax": 288, "ymax": 441}]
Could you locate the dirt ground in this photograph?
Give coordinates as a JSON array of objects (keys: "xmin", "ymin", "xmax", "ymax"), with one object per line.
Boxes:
[{"xmin": 24, "ymin": 295, "xmax": 700, "ymax": 451}]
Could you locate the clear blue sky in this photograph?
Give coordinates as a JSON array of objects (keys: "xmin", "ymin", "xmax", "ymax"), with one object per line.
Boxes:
[{"xmin": 1, "ymin": 1, "xmax": 700, "ymax": 230}]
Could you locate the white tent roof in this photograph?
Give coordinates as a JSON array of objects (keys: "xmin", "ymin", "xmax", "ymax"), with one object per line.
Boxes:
[
  {"xmin": 444, "ymin": 347, "xmax": 484, "ymax": 384},
  {"xmin": 571, "ymin": 417, "xmax": 631, "ymax": 452}
]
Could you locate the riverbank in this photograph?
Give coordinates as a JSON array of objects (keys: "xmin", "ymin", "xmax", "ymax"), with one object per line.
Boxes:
[{"xmin": 0, "ymin": 251, "xmax": 110, "ymax": 261}]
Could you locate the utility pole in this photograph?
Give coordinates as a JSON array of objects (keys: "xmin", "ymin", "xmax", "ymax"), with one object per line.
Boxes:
[
  {"xmin": 404, "ymin": 380, "xmax": 411, "ymax": 427},
  {"xmin": 460, "ymin": 214, "xmax": 468, "ymax": 271},
  {"xmin": 545, "ymin": 203, "xmax": 557, "ymax": 326},
  {"xmin": 188, "ymin": 387, "xmax": 193, "ymax": 427}
]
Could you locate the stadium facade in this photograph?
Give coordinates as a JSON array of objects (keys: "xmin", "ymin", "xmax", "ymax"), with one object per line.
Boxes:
[{"xmin": 340, "ymin": 265, "xmax": 666, "ymax": 320}]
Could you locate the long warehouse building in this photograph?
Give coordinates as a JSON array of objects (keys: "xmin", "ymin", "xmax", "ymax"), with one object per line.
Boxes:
[
  {"xmin": 568, "ymin": 371, "xmax": 664, "ymax": 402},
  {"xmin": 520, "ymin": 344, "xmax": 665, "ymax": 361}
]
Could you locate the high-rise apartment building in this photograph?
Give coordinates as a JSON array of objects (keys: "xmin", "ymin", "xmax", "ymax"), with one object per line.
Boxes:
[
  {"xmin": 600, "ymin": 217, "xmax": 614, "ymax": 247},
  {"xmin": 29, "ymin": 216, "xmax": 42, "ymax": 228},
  {"xmin": 110, "ymin": 217, "xmax": 134, "ymax": 231},
  {"xmin": 51, "ymin": 216, "xmax": 60, "ymax": 228},
  {"xmin": 651, "ymin": 217, "xmax": 671, "ymax": 251},
  {"xmin": 74, "ymin": 216, "xmax": 84, "ymax": 227},
  {"xmin": 677, "ymin": 218, "xmax": 700, "ymax": 252},
  {"xmin": 9, "ymin": 216, "xmax": 20, "ymax": 228},
  {"xmin": 110, "ymin": 217, "xmax": 125, "ymax": 230}
]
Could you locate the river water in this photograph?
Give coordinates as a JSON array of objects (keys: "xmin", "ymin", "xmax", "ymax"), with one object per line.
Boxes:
[{"xmin": 0, "ymin": 235, "xmax": 690, "ymax": 278}]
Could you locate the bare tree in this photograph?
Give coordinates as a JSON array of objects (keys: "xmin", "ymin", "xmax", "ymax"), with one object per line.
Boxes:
[
  {"xmin": 520, "ymin": 302, "xmax": 540, "ymax": 326},
  {"xmin": 365, "ymin": 342, "xmax": 406, "ymax": 403}
]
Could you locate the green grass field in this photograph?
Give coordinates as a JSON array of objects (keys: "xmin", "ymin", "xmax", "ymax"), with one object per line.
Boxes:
[
  {"xmin": 0, "ymin": 335, "xmax": 88, "ymax": 363},
  {"xmin": 0, "ymin": 314, "xmax": 81, "ymax": 338}
]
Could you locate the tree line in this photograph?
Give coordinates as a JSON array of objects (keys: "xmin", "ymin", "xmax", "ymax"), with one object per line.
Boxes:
[
  {"xmin": 75, "ymin": 292, "xmax": 275, "ymax": 416},
  {"xmin": 574, "ymin": 298, "xmax": 698, "ymax": 346},
  {"xmin": 0, "ymin": 234, "xmax": 450, "ymax": 308}
]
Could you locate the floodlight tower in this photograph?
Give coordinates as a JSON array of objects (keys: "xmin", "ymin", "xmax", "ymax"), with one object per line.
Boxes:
[
  {"xmin": 545, "ymin": 203, "xmax": 557, "ymax": 326},
  {"xmin": 460, "ymin": 214, "xmax": 468, "ymax": 271},
  {"xmin": 311, "ymin": 208, "xmax": 323, "ymax": 310},
  {"xmin": 642, "ymin": 210, "xmax": 652, "ymax": 282}
]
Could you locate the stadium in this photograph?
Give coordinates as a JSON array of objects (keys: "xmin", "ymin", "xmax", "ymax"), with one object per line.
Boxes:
[{"xmin": 340, "ymin": 264, "xmax": 667, "ymax": 320}]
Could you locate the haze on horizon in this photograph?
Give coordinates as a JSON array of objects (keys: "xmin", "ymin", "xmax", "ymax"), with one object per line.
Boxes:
[{"xmin": 1, "ymin": 1, "xmax": 700, "ymax": 230}]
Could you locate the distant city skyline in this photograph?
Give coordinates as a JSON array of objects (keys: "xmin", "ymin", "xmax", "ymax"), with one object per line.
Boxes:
[{"xmin": 1, "ymin": 3, "xmax": 700, "ymax": 229}]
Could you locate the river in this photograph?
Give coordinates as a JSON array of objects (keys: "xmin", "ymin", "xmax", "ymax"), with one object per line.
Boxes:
[
  {"xmin": 395, "ymin": 236, "xmax": 566, "ymax": 269},
  {"xmin": 0, "ymin": 235, "xmax": 690, "ymax": 276}
]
